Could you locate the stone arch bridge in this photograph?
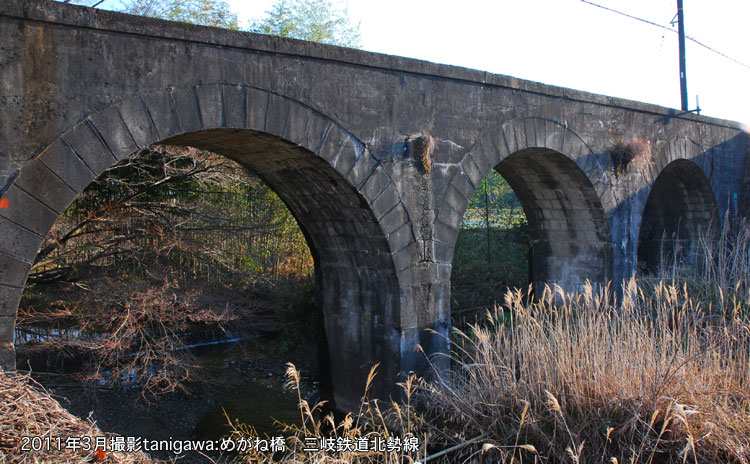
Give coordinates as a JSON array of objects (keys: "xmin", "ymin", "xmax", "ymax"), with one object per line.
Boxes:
[{"xmin": 1, "ymin": 0, "xmax": 748, "ymax": 411}]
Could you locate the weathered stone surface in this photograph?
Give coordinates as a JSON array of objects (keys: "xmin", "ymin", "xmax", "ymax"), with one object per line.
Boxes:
[
  {"xmin": 89, "ymin": 106, "xmax": 139, "ymax": 160},
  {"xmin": 143, "ymin": 90, "xmax": 181, "ymax": 140},
  {"xmin": 37, "ymin": 139, "xmax": 95, "ymax": 193},
  {"xmin": 196, "ymin": 84, "xmax": 224, "ymax": 130},
  {"xmin": 62, "ymin": 122, "xmax": 117, "ymax": 176},
  {"xmin": 15, "ymin": 158, "xmax": 77, "ymax": 214},
  {"xmin": 0, "ymin": 285, "xmax": 22, "ymax": 318},
  {"xmin": 171, "ymin": 86, "xmax": 202, "ymax": 133},
  {"xmin": 118, "ymin": 97, "xmax": 159, "ymax": 148},
  {"xmin": 0, "ymin": 0, "xmax": 747, "ymax": 412},
  {"xmin": 0, "ymin": 217, "xmax": 44, "ymax": 262},
  {"xmin": 0, "ymin": 343, "xmax": 14, "ymax": 370},
  {"xmin": 0, "ymin": 185, "xmax": 58, "ymax": 237},
  {"xmin": 222, "ymin": 84, "xmax": 245, "ymax": 129},
  {"xmin": 0, "ymin": 316, "xmax": 14, "ymax": 344},
  {"xmin": 0, "ymin": 254, "xmax": 32, "ymax": 289}
]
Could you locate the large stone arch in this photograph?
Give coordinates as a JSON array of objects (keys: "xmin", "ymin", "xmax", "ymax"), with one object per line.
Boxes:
[
  {"xmin": 435, "ymin": 118, "xmax": 612, "ymax": 293},
  {"xmin": 0, "ymin": 84, "xmax": 416, "ymax": 411},
  {"xmin": 637, "ymin": 158, "xmax": 719, "ymax": 274}
]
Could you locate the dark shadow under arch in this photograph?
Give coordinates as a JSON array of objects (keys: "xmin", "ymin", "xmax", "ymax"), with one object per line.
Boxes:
[
  {"xmin": 637, "ymin": 159, "xmax": 719, "ymax": 274},
  {"xmin": 496, "ymin": 148, "xmax": 612, "ymax": 291}
]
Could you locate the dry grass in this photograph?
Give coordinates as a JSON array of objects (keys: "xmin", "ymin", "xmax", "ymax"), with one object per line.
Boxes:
[
  {"xmin": 6, "ymin": 221, "xmax": 750, "ymax": 463},
  {"xmin": 0, "ymin": 368, "xmax": 153, "ymax": 464},
  {"xmin": 226, "ymin": 363, "xmax": 428, "ymax": 463},
  {"xmin": 424, "ymin": 279, "xmax": 750, "ymax": 463}
]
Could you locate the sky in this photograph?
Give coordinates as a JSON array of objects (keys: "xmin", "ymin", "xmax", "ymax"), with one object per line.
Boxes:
[{"xmin": 98, "ymin": 0, "xmax": 750, "ymax": 126}]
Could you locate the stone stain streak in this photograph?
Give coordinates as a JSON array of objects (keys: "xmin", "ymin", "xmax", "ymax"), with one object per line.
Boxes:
[{"xmin": 0, "ymin": 0, "xmax": 748, "ymax": 411}]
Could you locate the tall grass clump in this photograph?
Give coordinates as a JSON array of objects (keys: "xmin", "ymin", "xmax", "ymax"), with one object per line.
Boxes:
[
  {"xmin": 659, "ymin": 216, "xmax": 750, "ymax": 308},
  {"xmin": 426, "ymin": 279, "xmax": 750, "ymax": 463},
  {"xmin": 425, "ymin": 219, "xmax": 750, "ymax": 463},
  {"xmin": 227, "ymin": 363, "xmax": 427, "ymax": 463}
]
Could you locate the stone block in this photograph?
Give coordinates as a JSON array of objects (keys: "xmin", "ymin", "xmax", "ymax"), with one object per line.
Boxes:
[
  {"xmin": 379, "ymin": 202, "xmax": 408, "ymax": 235},
  {"xmin": 534, "ymin": 118, "xmax": 549, "ymax": 148},
  {"xmin": 500, "ymin": 121, "xmax": 518, "ymax": 155},
  {"xmin": 302, "ymin": 112, "xmax": 332, "ymax": 154},
  {"xmin": 15, "ymin": 158, "xmax": 76, "ymax": 214},
  {"xmin": 89, "ymin": 106, "xmax": 139, "ymax": 160},
  {"xmin": 436, "ymin": 203, "xmax": 461, "ymax": 230},
  {"xmin": 171, "ymin": 86, "xmax": 202, "ymax": 134},
  {"xmin": 0, "ymin": 342, "xmax": 14, "ymax": 370},
  {"xmin": 460, "ymin": 153, "xmax": 483, "ymax": 187},
  {"xmin": 468, "ymin": 140, "xmax": 490, "ymax": 175},
  {"xmin": 450, "ymin": 170, "xmax": 475, "ymax": 201},
  {"xmin": 0, "ymin": 316, "xmax": 13, "ymax": 344},
  {"xmin": 334, "ymin": 138, "xmax": 360, "ymax": 177},
  {"xmin": 118, "ymin": 97, "xmax": 158, "ymax": 148},
  {"xmin": 433, "ymin": 220, "xmax": 458, "ymax": 246},
  {"xmin": 371, "ymin": 185, "xmax": 400, "ymax": 220},
  {"xmin": 143, "ymin": 90, "xmax": 181, "ymax": 140},
  {"xmin": 480, "ymin": 133, "xmax": 502, "ymax": 169},
  {"xmin": 523, "ymin": 118, "xmax": 537, "ymax": 149},
  {"xmin": 38, "ymin": 139, "xmax": 95, "ymax": 193},
  {"xmin": 361, "ymin": 166, "xmax": 389, "ymax": 203},
  {"xmin": 318, "ymin": 125, "xmax": 347, "ymax": 164},
  {"xmin": 265, "ymin": 93, "xmax": 290, "ymax": 138},
  {"xmin": 387, "ymin": 222, "xmax": 414, "ymax": 254},
  {"xmin": 244, "ymin": 86, "xmax": 269, "ymax": 132},
  {"xmin": 514, "ymin": 120, "xmax": 528, "ymax": 152},
  {"xmin": 63, "ymin": 121, "xmax": 117, "ymax": 176},
  {"xmin": 443, "ymin": 184, "xmax": 467, "ymax": 214},
  {"xmin": 562, "ymin": 130, "xmax": 586, "ymax": 159},
  {"xmin": 284, "ymin": 101, "xmax": 310, "ymax": 146},
  {"xmin": 346, "ymin": 149, "xmax": 377, "ymax": 190},
  {"xmin": 0, "ymin": 216, "xmax": 44, "ymax": 262},
  {"xmin": 196, "ymin": 84, "xmax": 224, "ymax": 130},
  {"xmin": 222, "ymin": 84, "xmax": 245, "ymax": 129},
  {"xmin": 0, "ymin": 185, "xmax": 57, "ymax": 238},
  {"xmin": 0, "ymin": 285, "xmax": 21, "ymax": 318},
  {"xmin": 391, "ymin": 243, "xmax": 416, "ymax": 272},
  {"xmin": 434, "ymin": 242, "xmax": 454, "ymax": 264},
  {"xmin": 545, "ymin": 120, "xmax": 565, "ymax": 153},
  {"xmin": 0, "ymin": 253, "xmax": 32, "ymax": 288}
]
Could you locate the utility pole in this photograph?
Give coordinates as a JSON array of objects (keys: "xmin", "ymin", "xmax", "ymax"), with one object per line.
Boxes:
[{"xmin": 676, "ymin": 0, "xmax": 688, "ymax": 111}]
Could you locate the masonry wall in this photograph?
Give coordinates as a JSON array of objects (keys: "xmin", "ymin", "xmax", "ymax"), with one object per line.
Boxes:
[{"xmin": 0, "ymin": 0, "xmax": 747, "ymax": 409}]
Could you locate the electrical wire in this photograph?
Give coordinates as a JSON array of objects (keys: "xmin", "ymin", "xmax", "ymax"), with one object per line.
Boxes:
[{"xmin": 579, "ymin": 0, "xmax": 750, "ymax": 70}]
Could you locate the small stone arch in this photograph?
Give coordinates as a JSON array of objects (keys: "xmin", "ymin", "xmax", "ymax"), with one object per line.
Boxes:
[
  {"xmin": 435, "ymin": 118, "xmax": 612, "ymax": 293},
  {"xmin": 637, "ymin": 158, "xmax": 719, "ymax": 274},
  {"xmin": 0, "ymin": 84, "xmax": 415, "ymax": 410}
]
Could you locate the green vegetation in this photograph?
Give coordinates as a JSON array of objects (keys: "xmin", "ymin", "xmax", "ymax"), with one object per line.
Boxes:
[
  {"xmin": 121, "ymin": 0, "xmax": 240, "ymax": 28},
  {"xmin": 451, "ymin": 170, "xmax": 530, "ymax": 320},
  {"xmin": 250, "ymin": 0, "xmax": 361, "ymax": 47}
]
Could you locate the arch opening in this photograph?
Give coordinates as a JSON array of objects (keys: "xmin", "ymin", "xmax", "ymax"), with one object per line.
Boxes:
[
  {"xmin": 637, "ymin": 159, "xmax": 719, "ymax": 274},
  {"xmin": 451, "ymin": 147, "xmax": 612, "ymax": 315},
  {"xmin": 7, "ymin": 125, "xmax": 402, "ymax": 418},
  {"xmin": 451, "ymin": 170, "xmax": 530, "ymax": 315},
  {"xmin": 497, "ymin": 148, "xmax": 612, "ymax": 292}
]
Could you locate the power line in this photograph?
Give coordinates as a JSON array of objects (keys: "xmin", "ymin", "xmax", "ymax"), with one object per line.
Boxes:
[{"xmin": 579, "ymin": 0, "xmax": 750, "ymax": 70}]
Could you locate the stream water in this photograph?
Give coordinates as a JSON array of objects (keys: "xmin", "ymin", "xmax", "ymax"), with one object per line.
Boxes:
[
  {"xmin": 16, "ymin": 326, "xmax": 321, "ymax": 458},
  {"xmin": 189, "ymin": 340, "xmax": 319, "ymax": 441}
]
